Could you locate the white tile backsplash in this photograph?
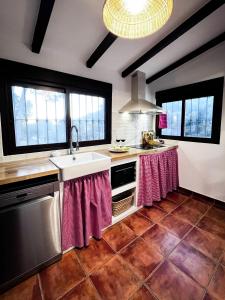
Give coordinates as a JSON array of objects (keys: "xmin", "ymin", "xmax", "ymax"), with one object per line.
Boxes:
[{"xmin": 112, "ymin": 112, "xmax": 153, "ymax": 146}]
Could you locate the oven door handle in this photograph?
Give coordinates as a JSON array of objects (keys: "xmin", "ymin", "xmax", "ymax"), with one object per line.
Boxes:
[{"xmin": 114, "ymin": 166, "xmax": 134, "ymax": 173}]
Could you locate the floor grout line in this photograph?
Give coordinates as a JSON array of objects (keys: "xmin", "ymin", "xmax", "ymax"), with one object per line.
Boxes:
[
  {"xmin": 142, "ymin": 283, "xmax": 160, "ymax": 300},
  {"xmin": 116, "ymin": 234, "xmax": 140, "ymax": 254},
  {"xmin": 56, "ymin": 252, "xmax": 90, "ymax": 300},
  {"xmin": 159, "ymin": 216, "xmax": 194, "ymax": 239},
  {"xmin": 123, "ymin": 213, "xmax": 156, "ymax": 236},
  {"xmin": 87, "ymin": 278, "xmax": 103, "ymax": 300},
  {"xmin": 163, "ymin": 260, "xmax": 208, "ymax": 300},
  {"xmin": 58, "ymin": 250, "xmax": 103, "ymax": 300},
  {"xmin": 37, "ymin": 273, "xmax": 45, "ymax": 300},
  {"xmin": 206, "ymin": 258, "xmax": 221, "ymax": 290},
  {"xmin": 135, "ymin": 210, "xmax": 160, "ymax": 224},
  {"xmin": 201, "ymin": 290, "xmax": 208, "ymax": 300},
  {"xmin": 143, "ymin": 260, "xmax": 209, "ymax": 300}
]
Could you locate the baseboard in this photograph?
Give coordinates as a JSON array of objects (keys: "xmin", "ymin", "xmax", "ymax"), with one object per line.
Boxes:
[{"xmin": 178, "ymin": 186, "xmax": 225, "ymax": 209}]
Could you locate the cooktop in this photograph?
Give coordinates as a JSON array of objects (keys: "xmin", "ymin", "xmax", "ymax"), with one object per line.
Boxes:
[{"xmin": 130, "ymin": 144, "xmax": 165, "ymax": 150}]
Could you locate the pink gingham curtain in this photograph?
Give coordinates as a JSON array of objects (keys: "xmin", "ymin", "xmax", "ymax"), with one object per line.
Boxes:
[
  {"xmin": 138, "ymin": 148, "xmax": 179, "ymax": 206},
  {"xmin": 62, "ymin": 170, "xmax": 112, "ymax": 250}
]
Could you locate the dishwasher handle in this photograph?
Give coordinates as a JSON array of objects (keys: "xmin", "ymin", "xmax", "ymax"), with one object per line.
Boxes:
[
  {"xmin": 16, "ymin": 193, "xmax": 28, "ymax": 199},
  {"xmin": 0, "ymin": 181, "xmax": 59, "ymax": 209}
]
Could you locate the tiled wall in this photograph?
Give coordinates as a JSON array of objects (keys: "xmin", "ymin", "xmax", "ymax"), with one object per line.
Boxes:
[{"xmin": 111, "ymin": 112, "xmax": 153, "ymax": 146}]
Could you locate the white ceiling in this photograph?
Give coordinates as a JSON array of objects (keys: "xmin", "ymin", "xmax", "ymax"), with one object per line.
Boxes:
[{"xmin": 0, "ymin": 0, "xmax": 224, "ymax": 80}]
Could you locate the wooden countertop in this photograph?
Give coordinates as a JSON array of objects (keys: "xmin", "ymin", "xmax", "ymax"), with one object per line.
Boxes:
[
  {"xmin": 0, "ymin": 158, "xmax": 59, "ymax": 185},
  {"xmin": 0, "ymin": 145, "xmax": 177, "ymax": 185},
  {"xmin": 96, "ymin": 145, "xmax": 178, "ymax": 162}
]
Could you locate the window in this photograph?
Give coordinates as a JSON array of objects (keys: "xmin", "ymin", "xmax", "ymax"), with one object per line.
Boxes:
[
  {"xmin": 0, "ymin": 59, "xmax": 112, "ymax": 155},
  {"xmin": 161, "ymin": 97, "xmax": 214, "ymax": 139},
  {"xmin": 70, "ymin": 93, "xmax": 105, "ymax": 141},
  {"xmin": 161, "ymin": 101, "xmax": 182, "ymax": 136},
  {"xmin": 156, "ymin": 77, "xmax": 224, "ymax": 144},
  {"xmin": 184, "ymin": 97, "xmax": 213, "ymax": 138},
  {"xmin": 12, "ymin": 86, "xmax": 66, "ymax": 146}
]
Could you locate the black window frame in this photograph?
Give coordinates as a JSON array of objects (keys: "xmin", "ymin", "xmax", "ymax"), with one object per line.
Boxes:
[
  {"xmin": 0, "ymin": 59, "xmax": 112, "ymax": 155},
  {"xmin": 156, "ymin": 77, "xmax": 224, "ymax": 144}
]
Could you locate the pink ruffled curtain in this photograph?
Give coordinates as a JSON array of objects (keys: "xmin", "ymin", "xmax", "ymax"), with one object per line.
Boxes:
[
  {"xmin": 138, "ymin": 149, "xmax": 179, "ymax": 206},
  {"xmin": 62, "ymin": 170, "xmax": 112, "ymax": 250}
]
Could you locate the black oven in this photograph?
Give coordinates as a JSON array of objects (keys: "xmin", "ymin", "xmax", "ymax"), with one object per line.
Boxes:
[{"xmin": 111, "ymin": 161, "xmax": 136, "ymax": 189}]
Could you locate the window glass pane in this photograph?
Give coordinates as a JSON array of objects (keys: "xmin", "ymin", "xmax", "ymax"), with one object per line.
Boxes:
[
  {"xmin": 184, "ymin": 97, "xmax": 214, "ymax": 138},
  {"xmin": 79, "ymin": 120, "xmax": 87, "ymax": 142},
  {"xmin": 79, "ymin": 95, "xmax": 87, "ymax": 121},
  {"xmin": 161, "ymin": 100, "xmax": 182, "ymax": 136},
  {"xmin": 92, "ymin": 97, "xmax": 99, "ymax": 121},
  {"xmin": 93, "ymin": 121, "xmax": 99, "ymax": 140},
  {"xmin": 206, "ymin": 96, "xmax": 214, "ymax": 138},
  {"xmin": 70, "ymin": 93, "xmax": 80, "ymax": 120},
  {"xmin": 99, "ymin": 97, "xmax": 105, "ymax": 120},
  {"xmin": 198, "ymin": 97, "xmax": 207, "ymax": 137},
  {"xmin": 185, "ymin": 100, "xmax": 191, "ymax": 136},
  {"xmin": 14, "ymin": 120, "xmax": 27, "ymax": 146},
  {"xmin": 26, "ymin": 89, "xmax": 36, "ymax": 120},
  {"xmin": 99, "ymin": 121, "xmax": 105, "ymax": 140},
  {"xmin": 36, "ymin": 90, "xmax": 47, "ymax": 120},
  {"xmin": 56, "ymin": 93, "xmax": 66, "ymax": 120},
  {"xmin": 191, "ymin": 98, "xmax": 198, "ymax": 137},
  {"xmin": 12, "ymin": 85, "xmax": 66, "ymax": 146},
  {"xmin": 12, "ymin": 86, "xmax": 26, "ymax": 119},
  {"xmin": 57, "ymin": 120, "xmax": 66, "ymax": 143},
  {"xmin": 38, "ymin": 120, "xmax": 48, "ymax": 144},
  {"xmin": 87, "ymin": 120, "xmax": 93, "ymax": 141},
  {"xmin": 86, "ymin": 96, "xmax": 93, "ymax": 121},
  {"xmin": 46, "ymin": 92, "xmax": 56, "ymax": 120},
  {"xmin": 27, "ymin": 120, "xmax": 38, "ymax": 145},
  {"xmin": 70, "ymin": 93, "xmax": 106, "ymax": 142},
  {"xmin": 48, "ymin": 120, "xmax": 57, "ymax": 143}
]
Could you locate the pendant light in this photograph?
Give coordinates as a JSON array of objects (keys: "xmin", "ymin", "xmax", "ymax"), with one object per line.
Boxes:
[{"xmin": 103, "ymin": 0, "xmax": 173, "ymax": 39}]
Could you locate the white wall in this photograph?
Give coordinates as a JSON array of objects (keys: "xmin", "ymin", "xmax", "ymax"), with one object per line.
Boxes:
[
  {"xmin": 0, "ymin": 38, "xmax": 153, "ymax": 162},
  {"xmin": 148, "ymin": 42, "xmax": 225, "ymax": 202}
]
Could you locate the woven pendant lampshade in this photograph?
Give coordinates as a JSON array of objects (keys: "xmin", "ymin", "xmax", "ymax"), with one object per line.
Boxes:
[{"xmin": 103, "ymin": 0, "xmax": 173, "ymax": 39}]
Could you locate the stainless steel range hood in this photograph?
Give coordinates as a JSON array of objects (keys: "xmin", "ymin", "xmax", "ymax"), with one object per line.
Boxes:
[{"xmin": 119, "ymin": 71, "xmax": 164, "ymax": 114}]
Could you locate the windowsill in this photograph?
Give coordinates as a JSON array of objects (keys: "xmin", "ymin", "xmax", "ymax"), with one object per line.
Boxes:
[
  {"xmin": 158, "ymin": 135, "xmax": 220, "ymax": 144},
  {"xmin": 0, "ymin": 144, "xmax": 112, "ymax": 164},
  {"xmin": 162, "ymin": 138, "xmax": 220, "ymax": 146}
]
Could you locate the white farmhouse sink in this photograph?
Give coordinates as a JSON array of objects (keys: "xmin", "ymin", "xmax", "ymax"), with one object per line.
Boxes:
[{"xmin": 50, "ymin": 152, "xmax": 111, "ymax": 181}]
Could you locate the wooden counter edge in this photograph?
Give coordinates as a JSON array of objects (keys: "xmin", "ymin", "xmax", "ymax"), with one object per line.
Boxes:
[
  {"xmin": 0, "ymin": 158, "xmax": 59, "ymax": 186},
  {"xmin": 0, "ymin": 145, "xmax": 178, "ymax": 185},
  {"xmin": 96, "ymin": 145, "xmax": 178, "ymax": 162}
]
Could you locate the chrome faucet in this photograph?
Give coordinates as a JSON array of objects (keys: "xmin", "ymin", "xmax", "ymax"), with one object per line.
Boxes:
[{"xmin": 69, "ymin": 125, "xmax": 79, "ymax": 154}]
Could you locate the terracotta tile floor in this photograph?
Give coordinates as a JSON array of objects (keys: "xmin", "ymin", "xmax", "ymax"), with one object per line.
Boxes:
[
  {"xmin": 139, "ymin": 206, "xmax": 167, "ymax": 223},
  {"xmin": 1, "ymin": 191, "xmax": 225, "ymax": 300},
  {"xmin": 154, "ymin": 198, "xmax": 180, "ymax": 213},
  {"xmin": 122, "ymin": 212, "xmax": 153, "ymax": 236}
]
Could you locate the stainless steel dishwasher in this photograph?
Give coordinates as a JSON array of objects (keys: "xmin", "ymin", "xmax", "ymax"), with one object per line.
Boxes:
[{"xmin": 0, "ymin": 174, "xmax": 62, "ymax": 293}]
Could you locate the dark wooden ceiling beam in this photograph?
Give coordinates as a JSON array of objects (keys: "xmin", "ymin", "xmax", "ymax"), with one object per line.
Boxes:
[
  {"xmin": 32, "ymin": 0, "xmax": 55, "ymax": 53},
  {"xmin": 86, "ymin": 33, "xmax": 118, "ymax": 68},
  {"xmin": 121, "ymin": 0, "xmax": 225, "ymax": 78},
  {"xmin": 146, "ymin": 32, "xmax": 225, "ymax": 84}
]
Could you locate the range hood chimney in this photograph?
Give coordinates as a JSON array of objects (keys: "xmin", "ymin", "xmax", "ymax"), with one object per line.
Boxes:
[{"xmin": 119, "ymin": 71, "xmax": 163, "ymax": 114}]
